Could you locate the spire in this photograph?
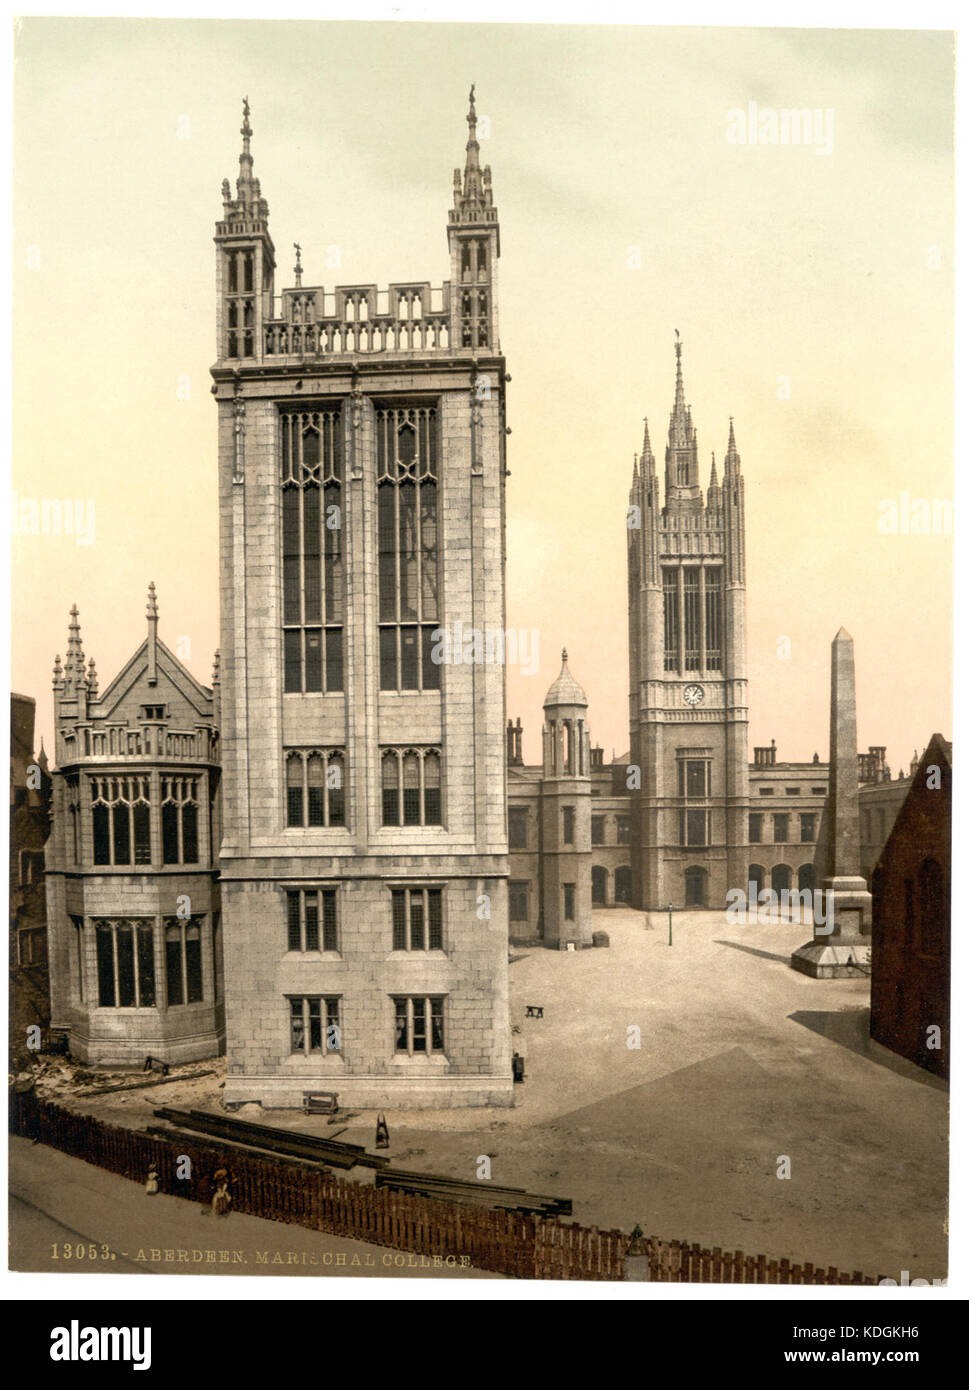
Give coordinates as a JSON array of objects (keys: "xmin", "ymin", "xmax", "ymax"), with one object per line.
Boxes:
[
  {"xmin": 37, "ymin": 739, "xmax": 48, "ymax": 772},
  {"xmin": 641, "ymin": 417, "xmax": 655, "ymax": 473},
  {"xmin": 725, "ymin": 416, "xmax": 741, "ymax": 474},
  {"xmin": 293, "ymin": 241, "xmax": 302, "ymax": 287},
  {"xmin": 64, "ymin": 604, "xmax": 83, "ymax": 688},
  {"xmin": 452, "ymin": 84, "xmax": 496, "ymax": 223},
  {"xmin": 147, "ymin": 582, "xmax": 159, "ymax": 686},
  {"xmin": 222, "ymin": 96, "xmax": 268, "ymax": 219},
  {"xmin": 708, "ymin": 451, "xmax": 719, "ymax": 490},
  {"xmin": 52, "ymin": 654, "xmax": 63, "ymax": 690},
  {"xmin": 668, "ymin": 330, "xmax": 692, "ymax": 448},
  {"xmin": 86, "ymin": 658, "xmax": 98, "ymax": 697}
]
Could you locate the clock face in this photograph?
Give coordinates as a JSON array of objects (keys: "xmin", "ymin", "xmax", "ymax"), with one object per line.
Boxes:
[{"xmin": 683, "ymin": 684, "xmax": 705, "ymax": 707}]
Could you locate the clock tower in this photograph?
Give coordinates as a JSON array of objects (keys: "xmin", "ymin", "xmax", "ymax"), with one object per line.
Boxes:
[{"xmin": 626, "ymin": 336, "xmax": 749, "ymax": 909}]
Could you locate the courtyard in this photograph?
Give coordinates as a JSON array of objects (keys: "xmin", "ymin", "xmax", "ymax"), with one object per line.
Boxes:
[{"xmin": 31, "ymin": 906, "xmax": 947, "ymax": 1282}]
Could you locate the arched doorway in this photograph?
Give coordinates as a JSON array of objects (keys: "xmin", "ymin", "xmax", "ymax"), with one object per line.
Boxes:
[
  {"xmin": 771, "ymin": 864, "xmax": 792, "ymax": 895},
  {"xmin": 591, "ymin": 865, "xmax": 608, "ymax": 905},
  {"xmin": 797, "ymin": 863, "xmax": 815, "ymax": 894},
  {"xmin": 685, "ymin": 866, "xmax": 706, "ymax": 907},
  {"xmin": 614, "ymin": 866, "xmax": 632, "ymax": 905},
  {"xmin": 748, "ymin": 864, "xmax": 765, "ymax": 901}
]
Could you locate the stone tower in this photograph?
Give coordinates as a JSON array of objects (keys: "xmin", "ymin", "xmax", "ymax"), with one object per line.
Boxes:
[
  {"xmin": 627, "ymin": 336, "xmax": 749, "ymax": 909},
  {"xmin": 540, "ymin": 651, "xmax": 593, "ymax": 949},
  {"xmin": 212, "ymin": 93, "xmax": 512, "ymax": 1108}
]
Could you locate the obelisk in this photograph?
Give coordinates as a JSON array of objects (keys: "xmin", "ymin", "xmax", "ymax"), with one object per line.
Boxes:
[{"xmin": 791, "ymin": 627, "xmax": 872, "ymax": 977}]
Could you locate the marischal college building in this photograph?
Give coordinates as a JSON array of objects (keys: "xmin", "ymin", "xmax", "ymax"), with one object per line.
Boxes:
[{"xmin": 43, "ymin": 94, "xmax": 909, "ymax": 1103}]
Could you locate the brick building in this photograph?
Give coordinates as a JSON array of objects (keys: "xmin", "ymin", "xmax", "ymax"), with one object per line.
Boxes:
[
  {"xmin": 212, "ymin": 94, "xmax": 512, "ymax": 1108},
  {"xmin": 44, "ymin": 591, "xmax": 224, "ymax": 1066},
  {"xmin": 870, "ymin": 735, "xmax": 951, "ymax": 1077}
]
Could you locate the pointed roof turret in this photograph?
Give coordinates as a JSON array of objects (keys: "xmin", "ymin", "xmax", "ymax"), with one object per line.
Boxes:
[
  {"xmin": 668, "ymin": 331, "xmax": 695, "ymax": 451},
  {"xmin": 724, "ymin": 416, "xmax": 741, "ymax": 475},
  {"xmin": 64, "ymin": 604, "xmax": 84, "ymax": 689},
  {"xmin": 147, "ymin": 581, "xmax": 159, "ymax": 686},
  {"xmin": 452, "ymin": 84, "xmax": 498, "ymax": 230},
  {"xmin": 641, "ymin": 416, "xmax": 656, "ymax": 473},
  {"xmin": 221, "ymin": 97, "xmax": 269, "ymax": 222},
  {"xmin": 52, "ymin": 654, "xmax": 63, "ymax": 691},
  {"xmin": 544, "ymin": 648, "xmax": 588, "ymax": 709},
  {"xmin": 709, "ymin": 451, "xmax": 719, "ymax": 489},
  {"xmin": 86, "ymin": 657, "xmax": 98, "ymax": 697}
]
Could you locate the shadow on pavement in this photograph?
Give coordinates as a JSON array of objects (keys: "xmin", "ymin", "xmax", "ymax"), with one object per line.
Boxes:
[{"xmin": 788, "ymin": 1009, "xmax": 948, "ymax": 1091}]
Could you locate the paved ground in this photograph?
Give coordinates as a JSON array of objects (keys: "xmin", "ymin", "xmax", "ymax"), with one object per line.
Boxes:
[
  {"xmin": 7, "ymin": 1137, "xmax": 498, "ymax": 1279},
  {"xmin": 26, "ymin": 907, "xmax": 948, "ymax": 1283}
]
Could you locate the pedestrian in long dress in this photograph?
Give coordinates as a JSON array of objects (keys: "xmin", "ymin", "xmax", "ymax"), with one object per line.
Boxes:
[{"xmin": 145, "ymin": 1166, "xmax": 159, "ymax": 1196}]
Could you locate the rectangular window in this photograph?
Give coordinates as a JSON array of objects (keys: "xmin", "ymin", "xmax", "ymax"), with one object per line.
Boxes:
[
  {"xmin": 591, "ymin": 815, "xmax": 605, "ymax": 846},
  {"xmin": 392, "ymin": 995, "xmax": 445, "ymax": 1055},
  {"xmin": 785, "ymin": 787, "xmax": 799, "ymax": 796},
  {"xmin": 562, "ymin": 806, "xmax": 575, "ymax": 846},
  {"xmin": 812, "ymin": 786, "xmax": 827, "ymax": 796},
  {"xmin": 681, "ymin": 809, "xmax": 708, "ymax": 847},
  {"xmin": 285, "ymin": 889, "xmax": 338, "ymax": 952},
  {"xmin": 509, "ymin": 880, "xmax": 529, "ymax": 922},
  {"xmin": 749, "ymin": 813, "xmax": 763, "ymax": 844},
  {"xmin": 678, "ymin": 759, "xmax": 709, "ymax": 798},
  {"xmin": 617, "ymin": 815, "xmax": 631, "ymax": 846},
  {"xmin": 759, "ymin": 787, "xmax": 774, "ymax": 796},
  {"xmin": 773, "ymin": 814, "xmax": 789, "ymax": 844},
  {"xmin": 800, "ymin": 813, "xmax": 816, "ymax": 843},
  {"xmin": 662, "ymin": 568, "xmax": 679, "ymax": 673},
  {"xmin": 281, "ymin": 409, "xmax": 344, "ymax": 694},
  {"xmin": 508, "ymin": 806, "xmax": 528, "ymax": 850},
  {"xmin": 289, "ymin": 996, "xmax": 341, "ymax": 1055},
  {"xmin": 563, "ymin": 883, "xmax": 575, "ymax": 921},
  {"xmin": 390, "ymin": 887, "xmax": 443, "ymax": 951}
]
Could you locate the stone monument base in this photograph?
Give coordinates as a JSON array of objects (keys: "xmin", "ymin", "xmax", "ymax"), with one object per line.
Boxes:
[{"xmin": 790, "ymin": 940, "xmax": 871, "ymax": 979}]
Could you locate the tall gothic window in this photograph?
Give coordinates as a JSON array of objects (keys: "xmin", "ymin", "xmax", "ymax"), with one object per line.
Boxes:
[
  {"xmin": 683, "ymin": 568, "xmax": 700, "ymax": 671},
  {"xmin": 704, "ymin": 569, "xmax": 723, "ymax": 670},
  {"xmin": 161, "ymin": 777, "xmax": 200, "ymax": 865},
  {"xmin": 662, "ymin": 568, "xmax": 679, "ymax": 672},
  {"xmin": 376, "ymin": 405, "xmax": 441, "ymax": 692},
  {"xmin": 285, "ymin": 750, "xmax": 346, "ymax": 828},
  {"xmin": 164, "ymin": 916, "xmax": 205, "ymax": 1006},
  {"xmin": 94, "ymin": 919, "xmax": 155, "ymax": 1008},
  {"xmin": 90, "ymin": 777, "xmax": 151, "ymax": 867},
  {"xmin": 381, "ymin": 748, "xmax": 442, "ymax": 826},
  {"xmin": 282, "ymin": 409, "xmax": 345, "ymax": 694}
]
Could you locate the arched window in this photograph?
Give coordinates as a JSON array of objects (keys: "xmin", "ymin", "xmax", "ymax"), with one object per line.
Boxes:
[
  {"xmin": 797, "ymin": 863, "xmax": 815, "ymax": 894},
  {"xmin": 771, "ymin": 864, "xmax": 792, "ymax": 895},
  {"xmin": 748, "ymin": 864, "xmax": 765, "ymax": 899},
  {"xmin": 591, "ymin": 866, "xmax": 608, "ymax": 905},
  {"xmin": 685, "ymin": 866, "xmax": 706, "ymax": 907}
]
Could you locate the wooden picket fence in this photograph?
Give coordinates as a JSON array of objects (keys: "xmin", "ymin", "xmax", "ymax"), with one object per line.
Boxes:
[
  {"xmin": 8, "ymin": 1091, "xmax": 623, "ymax": 1280},
  {"xmin": 9, "ymin": 1091, "xmax": 885, "ymax": 1283},
  {"xmin": 630, "ymin": 1237, "xmax": 887, "ymax": 1285}
]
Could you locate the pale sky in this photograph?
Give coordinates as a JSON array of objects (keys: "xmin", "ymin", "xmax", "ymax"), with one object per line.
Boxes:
[{"xmin": 12, "ymin": 19, "xmax": 953, "ymax": 771}]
